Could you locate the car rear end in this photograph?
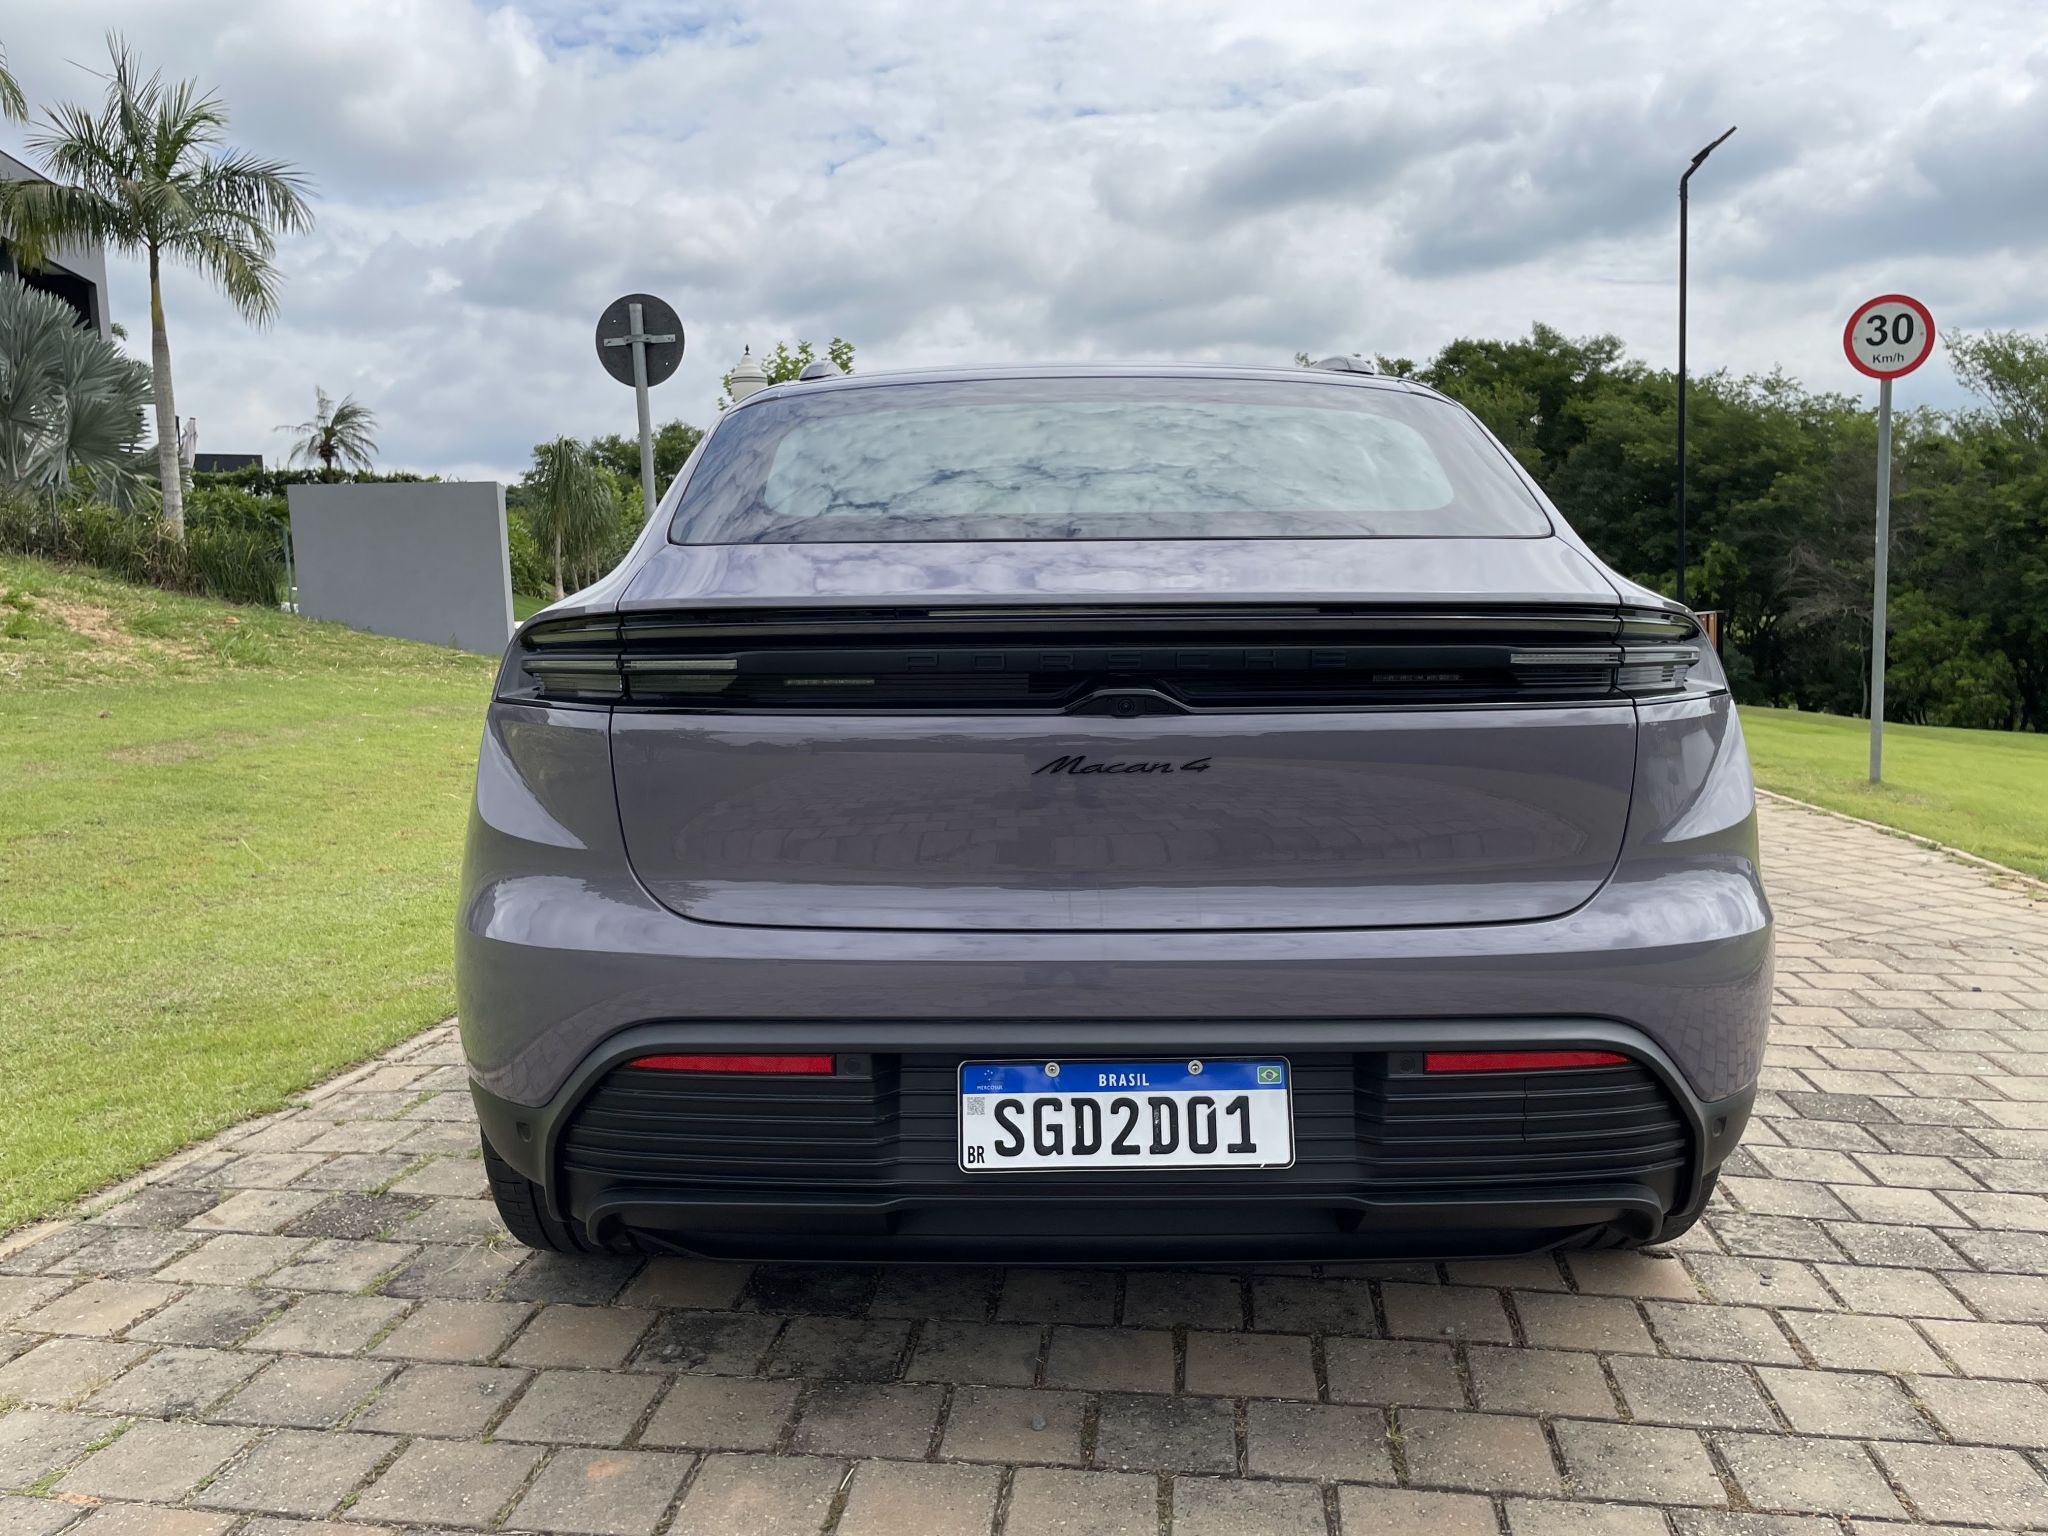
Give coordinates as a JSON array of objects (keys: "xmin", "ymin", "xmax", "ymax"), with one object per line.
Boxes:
[{"xmin": 458, "ymin": 367, "xmax": 1770, "ymax": 1261}]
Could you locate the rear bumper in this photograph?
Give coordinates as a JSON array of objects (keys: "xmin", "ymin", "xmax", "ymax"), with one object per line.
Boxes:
[{"xmin": 472, "ymin": 1017, "xmax": 1753, "ymax": 1263}]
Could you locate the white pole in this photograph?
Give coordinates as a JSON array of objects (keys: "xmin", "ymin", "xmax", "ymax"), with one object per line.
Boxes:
[
  {"xmin": 622, "ymin": 301, "xmax": 655, "ymax": 528},
  {"xmin": 1869, "ymin": 375, "xmax": 1893, "ymax": 784}
]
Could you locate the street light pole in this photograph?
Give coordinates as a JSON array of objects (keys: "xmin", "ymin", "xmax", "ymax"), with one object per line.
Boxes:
[{"xmin": 1677, "ymin": 125, "xmax": 1737, "ymax": 610}]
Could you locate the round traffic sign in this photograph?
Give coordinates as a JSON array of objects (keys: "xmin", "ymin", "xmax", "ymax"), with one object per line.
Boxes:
[
  {"xmin": 594, "ymin": 293, "xmax": 684, "ymax": 388},
  {"xmin": 1843, "ymin": 294, "xmax": 1935, "ymax": 380}
]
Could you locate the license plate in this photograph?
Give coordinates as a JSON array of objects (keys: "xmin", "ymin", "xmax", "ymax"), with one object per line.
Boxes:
[{"xmin": 957, "ymin": 1059, "xmax": 1294, "ymax": 1172}]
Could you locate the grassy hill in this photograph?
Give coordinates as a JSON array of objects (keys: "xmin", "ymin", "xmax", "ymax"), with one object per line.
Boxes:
[
  {"xmin": 1741, "ymin": 706, "xmax": 2048, "ymax": 880},
  {"xmin": 1, "ymin": 554, "xmax": 495, "ymax": 1229}
]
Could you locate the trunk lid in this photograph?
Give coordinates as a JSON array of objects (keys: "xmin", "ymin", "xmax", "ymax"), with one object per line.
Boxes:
[{"xmin": 601, "ymin": 537, "xmax": 1640, "ymax": 933}]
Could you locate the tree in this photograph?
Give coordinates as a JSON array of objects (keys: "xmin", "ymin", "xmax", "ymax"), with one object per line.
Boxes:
[
  {"xmin": 0, "ymin": 275, "xmax": 152, "ymax": 501},
  {"xmin": 279, "ymin": 387, "xmax": 378, "ymax": 480},
  {"xmin": 0, "ymin": 40, "xmax": 26, "ymax": 123},
  {"xmin": 0, "ymin": 34, "xmax": 312, "ymax": 537},
  {"xmin": 588, "ymin": 418, "xmax": 702, "ymax": 506},
  {"xmin": 1947, "ymin": 329, "xmax": 2048, "ymax": 445},
  {"xmin": 522, "ymin": 437, "xmax": 614, "ymax": 600},
  {"xmin": 718, "ymin": 337, "xmax": 855, "ymax": 407}
]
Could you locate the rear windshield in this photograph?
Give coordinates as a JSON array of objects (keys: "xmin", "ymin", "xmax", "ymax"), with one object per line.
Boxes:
[{"xmin": 668, "ymin": 376, "xmax": 1551, "ymax": 544}]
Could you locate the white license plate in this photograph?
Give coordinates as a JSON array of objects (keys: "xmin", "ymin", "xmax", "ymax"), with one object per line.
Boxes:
[{"xmin": 957, "ymin": 1059, "xmax": 1294, "ymax": 1172}]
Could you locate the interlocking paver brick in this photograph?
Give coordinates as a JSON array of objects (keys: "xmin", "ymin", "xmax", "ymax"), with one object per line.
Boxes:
[
  {"xmin": 867, "ymin": 1266, "xmax": 999, "ymax": 1321},
  {"xmin": 1756, "ymin": 1367, "xmax": 1936, "ymax": 1440},
  {"xmin": 368, "ymin": 1299, "xmax": 529, "ymax": 1362},
  {"xmin": 243, "ymin": 1294, "xmax": 405, "ymax": 1355},
  {"xmin": 741, "ymin": 1264, "xmax": 876, "ymax": 1318},
  {"xmin": 903, "ymin": 1320, "xmax": 1041, "ymax": 1385},
  {"xmin": 500, "ymin": 1253, "xmax": 639, "ymax": 1307},
  {"xmin": 1715, "ymin": 1432, "xmax": 1902, "ymax": 1517},
  {"xmin": 613, "ymin": 1258, "xmax": 749, "ymax": 1310},
  {"xmin": 1685, "ymin": 1255, "xmax": 1832, "ymax": 1310},
  {"xmin": 499, "ymin": 1303, "xmax": 653, "ymax": 1369},
  {"xmin": 51, "ymin": 1230, "xmax": 200, "ymax": 1278},
  {"xmin": 640, "ymin": 1375, "xmax": 799, "ymax": 1451},
  {"xmin": 761, "ymin": 1316, "xmax": 909, "ymax": 1382},
  {"xmin": 183, "ymin": 1190, "xmax": 324, "ymax": 1236},
  {"xmin": 1512, "ymin": 1291, "xmax": 1656, "ymax": 1354},
  {"xmin": 194, "ymin": 1430, "xmax": 398, "ymax": 1518},
  {"xmin": 211, "ymin": 1356, "xmax": 391, "ymax": 1428},
  {"xmin": 835, "ymin": 1461, "xmax": 999, "ymax": 1536},
  {"xmin": 1381, "ymin": 1281, "xmax": 1513, "ymax": 1342},
  {"xmin": 938, "ymin": 1385, "xmax": 1086, "ymax": 1464},
  {"xmin": 1043, "ymin": 1326, "xmax": 1172, "ymax": 1393},
  {"xmin": 376, "ymin": 1243, "xmax": 519, "ymax": 1300},
  {"xmin": 123, "ymin": 1288, "xmax": 277, "ymax": 1348},
  {"xmin": 1182, "ymin": 1329, "xmax": 1316, "ymax": 1398},
  {"xmin": 1172, "ymin": 1477, "xmax": 1326, "ymax": 1536},
  {"xmin": 1608, "ymin": 1355, "xmax": 1775, "ymax": 1429},
  {"xmin": 668, "ymin": 1453, "xmax": 845, "ymax": 1536},
  {"xmin": 0, "ymin": 1340, "xmax": 149, "ymax": 1406},
  {"xmin": 259, "ymin": 1240, "xmax": 411, "ymax": 1294},
  {"xmin": 1915, "ymin": 1317, "xmax": 2048, "ymax": 1378},
  {"xmin": 1004, "ymin": 1467, "xmax": 1156, "ymax": 1536},
  {"xmin": 996, "ymin": 1269, "xmax": 1116, "ymax": 1325},
  {"xmin": 508, "ymin": 1449, "xmax": 689, "ymax": 1535},
  {"xmin": 1644, "ymin": 1302, "xmax": 1799, "ymax": 1365},
  {"xmin": 56, "ymin": 1422, "xmax": 250, "ymax": 1503},
  {"xmin": 1093, "ymin": 1392, "xmax": 1235, "ymax": 1472},
  {"xmin": 349, "ymin": 1438, "xmax": 541, "ymax": 1527},
  {"xmin": 1564, "ymin": 1253, "xmax": 1699, "ymax": 1299},
  {"xmin": 1780, "ymin": 1311, "xmax": 1951, "ymax": 1374},
  {"xmin": 66, "ymin": 1506, "xmax": 237, "ymax": 1536},
  {"xmin": 1873, "ymin": 1440, "xmax": 2048, "ymax": 1526},
  {"xmin": 1908, "ymin": 1374, "xmax": 2048, "ymax": 1446},
  {"xmin": 627, "ymin": 1310, "xmax": 780, "ymax": 1374},
  {"xmin": 1552, "ymin": 1421, "xmax": 1725, "ymax": 1507},
  {"xmin": 0, "ymin": 1493, "xmax": 77, "ymax": 1536},
  {"xmin": 789, "ymin": 1381, "xmax": 942, "ymax": 1458},
  {"xmin": 351, "ymin": 1361, "xmax": 527, "ymax": 1435},
  {"xmin": 1323, "ymin": 1337, "xmax": 1463, "ymax": 1406},
  {"xmin": 1338, "ymin": 1487, "xmax": 1497, "ymax": 1536},
  {"xmin": 1399, "ymin": 1408, "xmax": 1559, "ymax": 1495},
  {"xmin": 153, "ymin": 1236, "xmax": 303, "ymax": 1287},
  {"xmin": 1813, "ymin": 1262, "xmax": 1970, "ymax": 1318},
  {"xmin": 85, "ymin": 1347, "xmax": 261, "ymax": 1417},
  {"xmin": 1468, "ymin": 1346, "xmax": 1617, "ymax": 1417},
  {"xmin": 21, "ymin": 1281, "xmax": 177, "ymax": 1337},
  {"xmin": 1121, "ymin": 1271, "xmax": 1242, "ymax": 1330},
  {"xmin": 1245, "ymin": 1400, "xmax": 1394, "ymax": 1482},
  {"xmin": 492, "ymin": 1367, "xmax": 661, "ymax": 1445},
  {"xmin": 1248, "ymin": 1275, "xmax": 1376, "ymax": 1334},
  {"xmin": 0, "ymin": 1408, "xmax": 110, "ymax": 1486},
  {"xmin": 1505, "ymin": 1500, "xmax": 1672, "ymax": 1536}
]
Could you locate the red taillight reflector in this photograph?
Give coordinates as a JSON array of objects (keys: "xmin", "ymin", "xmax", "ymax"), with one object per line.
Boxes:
[
  {"xmin": 629, "ymin": 1054, "xmax": 836, "ymax": 1075},
  {"xmin": 1424, "ymin": 1050, "xmax": 1629, "ymax": 1074}
]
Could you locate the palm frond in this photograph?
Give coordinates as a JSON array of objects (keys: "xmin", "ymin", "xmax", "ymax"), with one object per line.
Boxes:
[{"xmin": 0, "ymin": 44, "xmax": 28, "ymax": 124}]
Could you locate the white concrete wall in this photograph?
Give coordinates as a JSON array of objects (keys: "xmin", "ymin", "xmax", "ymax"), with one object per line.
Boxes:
[{"xmin": 287, "ymin": 481, "xmax": 514, "ymax": 655}]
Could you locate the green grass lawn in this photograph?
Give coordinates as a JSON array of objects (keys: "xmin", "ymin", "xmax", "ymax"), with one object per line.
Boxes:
[
  {"xmin": 0, "ymin": 555, "xmax": 495, "ymax": 1230},
  {"xmin": 1741, "ymin": 705, "xmax": 2048, "ymax": 879}
]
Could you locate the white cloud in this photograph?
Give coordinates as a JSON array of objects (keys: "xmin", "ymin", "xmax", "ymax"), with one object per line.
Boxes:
[{"xmin": 3, "ymin": 0, "xmax": 2040, "ymax": 478}]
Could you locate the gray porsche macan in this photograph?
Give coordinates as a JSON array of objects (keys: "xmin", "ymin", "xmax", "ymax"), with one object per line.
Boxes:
[{"xmin": 457, "ymin": 361, "xmax": 1771, "ymax": 1262}]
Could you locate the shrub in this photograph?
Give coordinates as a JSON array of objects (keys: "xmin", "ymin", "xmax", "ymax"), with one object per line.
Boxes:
[
  {"xmin": 507, "ymin": 513, "xmax": 550, "ymax": 597},
  {"xmin": 186, "ymin": 483, "xmax": 287, "ymax": 534},
  {"xmin": 0, "ymin": 495, "xmax": 281, "ymax": 607}
]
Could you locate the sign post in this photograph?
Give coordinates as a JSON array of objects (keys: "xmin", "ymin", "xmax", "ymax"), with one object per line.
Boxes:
[
  {"xmin": 1842, "ymin": 293, "xmax": 1935, "ymax": 784},
  {"xmin": 595, "ymin": 293, "xmax": 685, "ymax": 524}
]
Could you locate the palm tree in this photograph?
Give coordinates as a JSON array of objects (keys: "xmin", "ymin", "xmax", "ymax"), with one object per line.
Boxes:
[
  {"xmin": 523, "ymin": 438, "xmax": 614, "ymax": 600},
  {"xmin": 0, "ymin": 275, "xmax": 152, "ymax": 501},
  {"xmin": 280, "ymin": 387, "xmax": 378, "ymax": 480},
  {"xmin": 0, "ymin": 34, "xmax": 312, "ymax": 537},
  {"xmin": 0, "ymin": 41, "xmax": 27, "ymax": 123}
]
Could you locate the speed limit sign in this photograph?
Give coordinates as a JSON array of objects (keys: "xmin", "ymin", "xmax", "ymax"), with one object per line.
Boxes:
[
  {"xmin": 1844, "ymin": 294, "xmax": 1935, "ymax": 379},
  {"xmin": 1845, "ymin": 289, "xmax": 1935, "ymax": 789}
]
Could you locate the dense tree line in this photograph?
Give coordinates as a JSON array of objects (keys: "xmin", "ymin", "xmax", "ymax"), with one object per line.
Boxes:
[{"xmin": 1375, "ymin": 326, "xmax": 2047, "ymax": 731}]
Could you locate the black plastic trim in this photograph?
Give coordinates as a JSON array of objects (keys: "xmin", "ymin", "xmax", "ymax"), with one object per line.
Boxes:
[{"xmin": 470, "ymin": 1017, "xmax": 1753, "ymax": 1261}]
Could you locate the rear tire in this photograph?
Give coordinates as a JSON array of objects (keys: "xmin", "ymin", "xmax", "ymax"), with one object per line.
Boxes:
[{"xmin": 482, "ymin": 1135, "xmax": 634, "ymax": 1254}]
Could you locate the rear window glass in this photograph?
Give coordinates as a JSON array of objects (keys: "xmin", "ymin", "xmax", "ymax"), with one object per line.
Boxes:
[{"xmin": 668, "ymin": 376, "xmax": 1550, "ymax": 544}]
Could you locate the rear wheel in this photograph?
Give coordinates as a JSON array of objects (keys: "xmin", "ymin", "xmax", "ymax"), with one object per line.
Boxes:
[{"xmin": 482, "ymin": 1135, "xmax": 640, "ymax": 1254}]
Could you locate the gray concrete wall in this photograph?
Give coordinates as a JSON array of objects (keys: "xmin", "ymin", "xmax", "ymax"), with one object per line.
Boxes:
[{"xmin": 288, "ymin": 481, "xmax": 513, "ymax": 655}]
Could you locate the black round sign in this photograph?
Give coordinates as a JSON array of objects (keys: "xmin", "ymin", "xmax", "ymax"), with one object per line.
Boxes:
[{"xmin": 594, "ymin": 293, "xmax": 684, "ymax": 388}]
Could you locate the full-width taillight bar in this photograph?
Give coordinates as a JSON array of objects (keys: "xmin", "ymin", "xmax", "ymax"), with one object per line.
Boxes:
[
  {"xmin": 1424, "ymin": 1050, "xmax": 1629, "ymax": 1073},
  {"xmin": 629, "ymin": 1054, "xmax": 837, "ymax": 1074}
]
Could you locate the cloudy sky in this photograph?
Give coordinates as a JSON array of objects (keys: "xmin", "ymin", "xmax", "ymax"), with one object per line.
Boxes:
[{"xmin": 7, "ymin": 0, "xmax": 2045, "ymax": 480}]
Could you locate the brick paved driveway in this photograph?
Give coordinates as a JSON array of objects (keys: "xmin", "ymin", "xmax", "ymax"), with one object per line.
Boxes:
[{"xmin": 4, "ymin": 799, "xmax": 2047, "ymax": 1536}]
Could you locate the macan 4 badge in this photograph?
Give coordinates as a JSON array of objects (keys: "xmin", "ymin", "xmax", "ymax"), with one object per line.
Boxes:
[{"xmin": 1032, "ymin": 754, "xmax": 1213, "ymax": 776}]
